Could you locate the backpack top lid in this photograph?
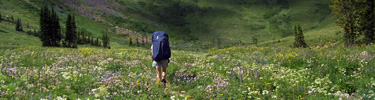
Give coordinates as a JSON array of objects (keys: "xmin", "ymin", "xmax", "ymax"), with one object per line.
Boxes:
[
  {"xmin": 152, "ymin": 31, "xmax": 171, "ymax": 61},
  {"xmin": 152, "ymin": 31, "xmax": 168, "ymax": 42}
]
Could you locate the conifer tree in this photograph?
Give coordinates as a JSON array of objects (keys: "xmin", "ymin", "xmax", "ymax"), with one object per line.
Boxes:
[
  {"xmin": 40, "ymin": 6, "xmax": 48, "ymax": 46},
  {"xmin": 15, "ymin": 18, "xmax": 23, "ymax": 31},
  {"xmin": 361, "ymin": 0, "xmax": 375, "ymax": 44},
  {"xmin": 19, "ymin": 18, "xmax": 23, "ymax": 31},
  {"xmin": 39, "ymin": 6, "xmax": 62, "ymax": 47},
  {"xmin": 298, "ymin": 25, "xmax": 307, "ymax": 47},
  {"xmin": 330, "ymin": 0, "xmax": 362, "ymax": 46},
  {"xmin": 64, "ymin": 15, "xmax": 72, "ymax": 47},
  {"xmin": 0, "ymin": 12, "xmax": 2, "ymax": 22},
  {"xmin": 294, "ymin": 25, "xmax": 298, "ymax": 46},
  {"xmin": 64, "ymin": 14, "xmax": 77, "ymax": 48},
  {"xmin": 102, "ymin": 33, "xmax": 110, "ymax": 48},
  {"xmin": 294, "ymin": 25, "xmax": 307, "ymax": 48},
  {"xmin": 50, "ymin": 8, "xmax": 62, "ymax": 46},
  {"xmin": 72, "ymin": 16, "xmax": 77, "ymax": 45}
]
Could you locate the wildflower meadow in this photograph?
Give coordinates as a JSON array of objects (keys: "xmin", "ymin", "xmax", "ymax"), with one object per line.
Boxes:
[{"xmin": 0, "ymin": 44, "xmax": 374, "ymax": 99}]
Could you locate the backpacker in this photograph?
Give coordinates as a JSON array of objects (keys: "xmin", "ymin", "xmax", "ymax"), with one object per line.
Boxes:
[{"xmin": 152, "ymin": 31, "xmax": 171, "ymax": 61}]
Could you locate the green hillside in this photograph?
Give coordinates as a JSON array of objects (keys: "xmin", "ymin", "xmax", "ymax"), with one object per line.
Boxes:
[
  {"xmin": 184, "ymin": 0, "xmax": 338, "ymax": 46},
  {"xmin": 0, "ymin": 0, "xmax": 339, "ymax": 49},
  {"xmin": 2, "ymin": 0, "xmax": 375, "ymax": 99}
]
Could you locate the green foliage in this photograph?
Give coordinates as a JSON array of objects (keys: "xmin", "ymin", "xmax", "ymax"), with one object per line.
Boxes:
[
  {"xmin": 0, "ymin": 0, "xmax": 345, "ymax": 49},
  {"xmin": 39, "ymin": 6, "xmax": 62, "ymax": 47},
  {"xmin": 76, "ymin": 29, "xmax": 94, "ymax": 45},
  {"xmin": 64, "ymin": 14, "xmax": 78, "ymax": 48},
  {"xmin": 330, "ymin": 0, "xmax": 374, "ymax": 46},
  {"xmin": 294, "ymin": 25, "xmax": 307, "ymax": 48},
  {"xmin": 15, "ymin": 18, "xmax": 23, "ymax": 31},
  {"xmin": 102, "ymin": 33, "xmax": 110, "ymax": 49},
  {"xmin": 0, "ymin": 12, "xmax": 2, "ymax": 22},
  {"xmin": 1, "ymin": 43, "xmax": 375, "ymax": 99},
  {"xmin": 360, "ymin": 0, "xmax": 375, "ymax": 44}
]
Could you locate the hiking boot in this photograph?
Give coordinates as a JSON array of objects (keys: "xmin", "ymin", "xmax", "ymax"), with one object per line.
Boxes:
[{"xmin": 162, "ymin": 79, "xmax": 167, "ymax": 86}]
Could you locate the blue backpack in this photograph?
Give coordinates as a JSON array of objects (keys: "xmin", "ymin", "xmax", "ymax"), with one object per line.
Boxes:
[{"xmin": 152, "ymin": 31, "xmax": 171, "ymax": 61}]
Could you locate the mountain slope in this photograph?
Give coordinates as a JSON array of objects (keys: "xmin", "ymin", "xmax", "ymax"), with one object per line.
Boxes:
[{"xmin": 0, "ymin": 0, "xmax": 340, "ymax": 49}]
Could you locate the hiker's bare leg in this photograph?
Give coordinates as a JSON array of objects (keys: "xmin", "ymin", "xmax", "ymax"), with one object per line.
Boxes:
[
  {"xmin": 162, "ymin": 67, "xmax": 167, "ymax": 81},
  {"xmin": 156, "ymin": 66, "xmax": 161, "ymax": 82}
]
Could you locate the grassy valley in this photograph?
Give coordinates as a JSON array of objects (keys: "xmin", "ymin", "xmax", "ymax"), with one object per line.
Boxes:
[
  {"xmin": 1, "ymin": 0, "xmax": 374, "ymax": 99},
  {"xmin": 1, "ymin": 0, "xmax": 340, "ymax": 49}
]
